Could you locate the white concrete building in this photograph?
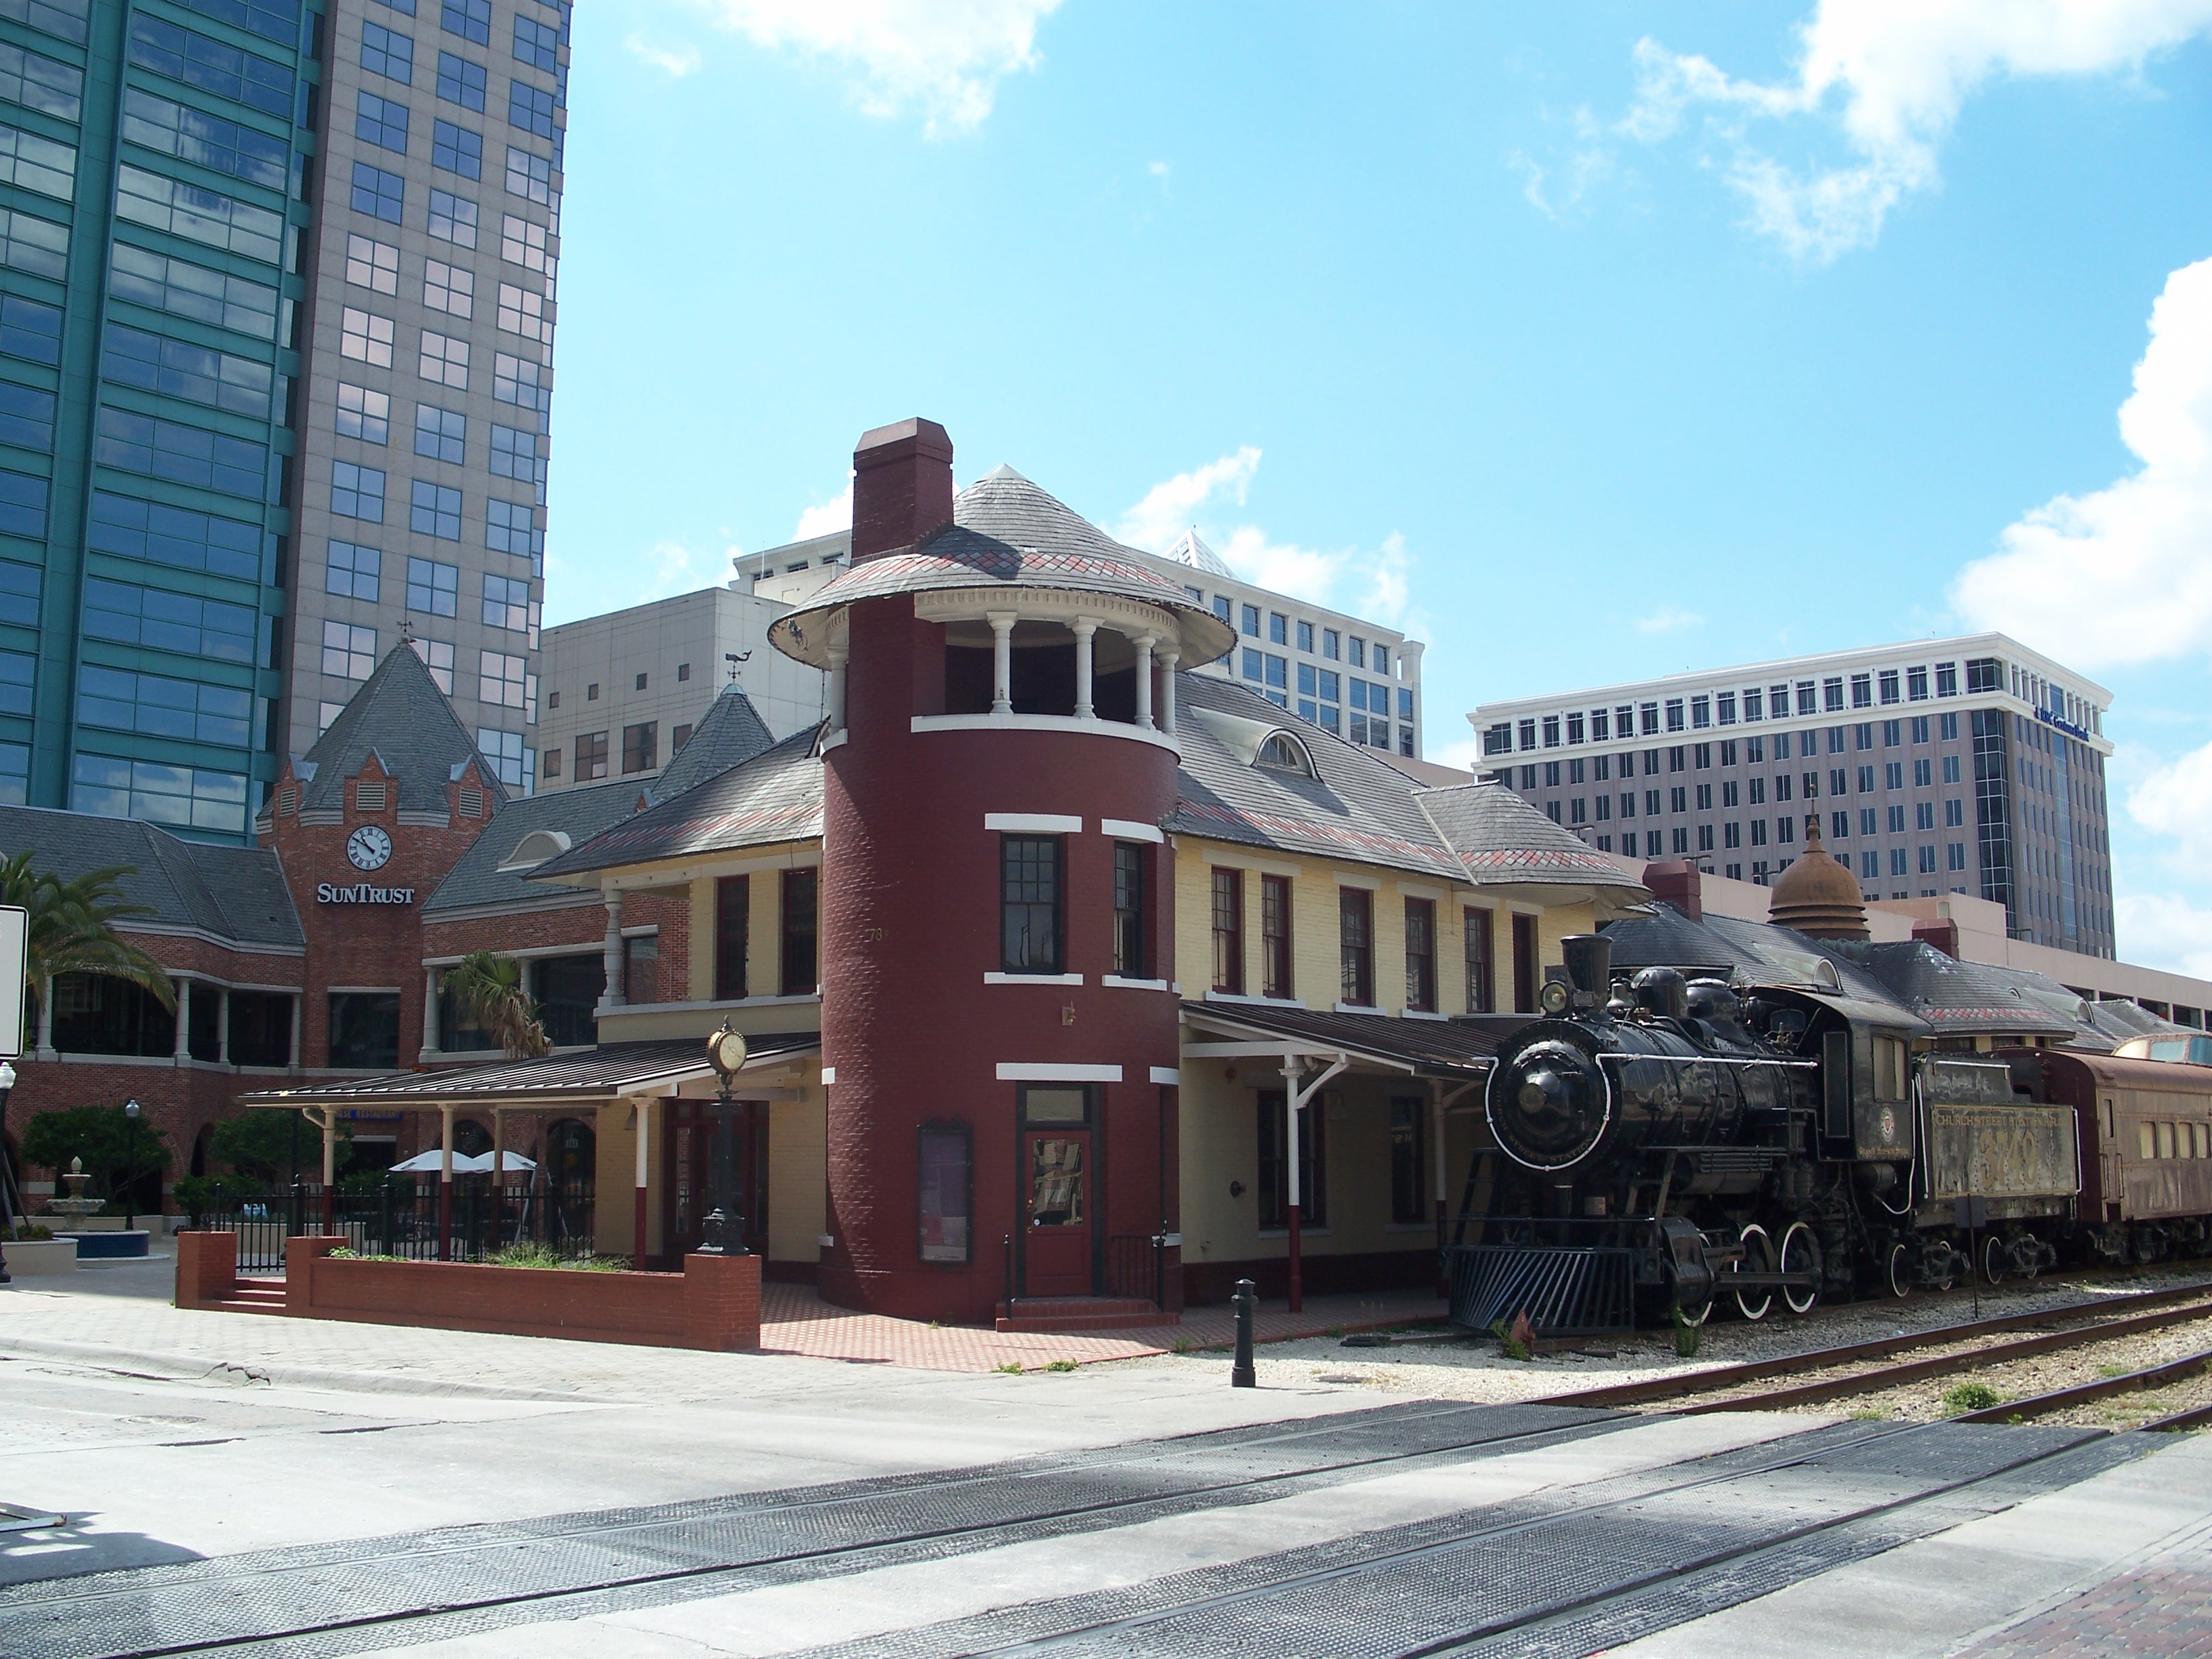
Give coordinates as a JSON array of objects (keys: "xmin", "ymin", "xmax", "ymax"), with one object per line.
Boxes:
[
  {"xmin": 534, "ymin": 586, "xmax": 823, "ymax": 792},
  {"xmin": 1470, "ymin": 632, "xmax": 2116, "ymax": 958}
]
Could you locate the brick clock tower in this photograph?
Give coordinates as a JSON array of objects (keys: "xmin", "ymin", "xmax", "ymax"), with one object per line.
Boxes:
[
  {"xmin": 262, "ymin": 645, "xmax": 504, "ymax": 1070},
  {"xmin": 771, "ymin": 420, "xmax": 1235, "ymax": 1323}
]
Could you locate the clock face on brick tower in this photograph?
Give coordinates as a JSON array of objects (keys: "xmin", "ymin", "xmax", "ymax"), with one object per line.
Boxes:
[{"xmin": 346, "ymin": 825, "xmax": 393, "ymax": 871}]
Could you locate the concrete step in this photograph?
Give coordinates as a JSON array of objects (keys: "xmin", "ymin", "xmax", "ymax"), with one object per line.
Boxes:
[
  {"xmin": 204, "ymin": 1283, "xmax": 287, "ymax": 1314},
  {"xmin": 995, "ymin": 1297, "xmax": 1176, "ymax": 1333}
]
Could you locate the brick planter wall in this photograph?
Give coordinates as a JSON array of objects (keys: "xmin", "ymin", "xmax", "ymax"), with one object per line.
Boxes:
[
  {"xmin": 280, "ymin": 1235, "xmax": 759, "ymax": 1350},
  {"xmin": 175, "ymin": 1230, "xmax": 238, "ymax": 1307}
]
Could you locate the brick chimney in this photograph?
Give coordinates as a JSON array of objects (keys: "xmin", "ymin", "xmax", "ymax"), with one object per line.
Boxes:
[
  {"xmin": 851, "ymin": 418, "xmax": 955, "ymax": 562},
  {"xmin": 1641, "ymin": 859, "xmax": 1702, "ymax": 921}
]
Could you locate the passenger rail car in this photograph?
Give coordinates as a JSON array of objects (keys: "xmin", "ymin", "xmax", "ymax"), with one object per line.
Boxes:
[
  {"xmin": 2001, "ymin": 1047, "xmax": 2212, "ymax": 1265},
  {"xmin": 1446, "ymin": 933, "xmax": 2083, "ymax": 1338}
]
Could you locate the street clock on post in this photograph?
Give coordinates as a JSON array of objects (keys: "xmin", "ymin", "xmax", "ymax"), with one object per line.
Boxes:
[{"xmin": 346, "ymin": 825, "xmax": 393, "ymax": 872}]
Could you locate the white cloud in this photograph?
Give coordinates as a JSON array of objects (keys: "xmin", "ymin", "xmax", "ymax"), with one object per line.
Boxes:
[
  {"xmin": 2127, "ymin": 735, "xmax": 2212, "ymax": 839},
  {"xmin": 794, "ymin": 479, "xmax": 854, "ymax": 540},
  {"xmin": 1116, "ymin": 447, "xmax": 1259, "ymax": 553},
  {"xmin": 1149, "ymin": 160, "xmax": 1170, "ymax": 178},
  {"xmin": 1951, "ymin": 256, "xmax": 2212, "ymax": 668},
  {"xmin": 1118, "ymin": 449, "xmax": 1419, "ymax": 631},
  {"xmin": 1635, "ymin": 605, "xmax": 1705, "ymax": 635},
  {"xmin": 2116, "ymin": 890, "xmax": 2212, "ymax": 981},
  {"xmin": 695, "ymin": 0, "xmax": 1062, "ymax": 134},
  {"xmin": 640, "ymin": 539, "xmax": 732, "ymax": 601},
  {"xmin": 1624, "ymin": 1, "xmax": 2212, "ymax": 260},
  {"xmin": 626, "ymin": 32, "xmax": 703, "ymax": 77}
]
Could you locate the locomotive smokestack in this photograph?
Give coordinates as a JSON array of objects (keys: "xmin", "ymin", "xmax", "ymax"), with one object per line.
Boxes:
[{"xmin": 1560, "ymin": 934, "xmax": 1612, "ymax": 1002}]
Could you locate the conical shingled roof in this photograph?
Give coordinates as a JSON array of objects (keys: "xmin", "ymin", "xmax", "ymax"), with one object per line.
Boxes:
[
  {"xmin": 766, "ymin": 468, "xmax": 1237, "ymax": 669},
  {"xmin": 293, "ymin": 643, "xmax": 504, "ymax": 816},
  {"xmin": 650, "ymin": 682, "xmax": 779, "ymax": 801}
]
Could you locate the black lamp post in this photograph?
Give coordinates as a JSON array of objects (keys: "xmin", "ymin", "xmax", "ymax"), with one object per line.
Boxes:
[
  {"xmin": 698, "ymin": 1021, "xmax": 751, "ymax": 1257},
  {"xmin": 122, "ymin": 1097, "xmax": 143, "ymax": 1233},
  {"xmin": 0, "ymin": 1059, "xmax": 16, "ymax": 1285}
]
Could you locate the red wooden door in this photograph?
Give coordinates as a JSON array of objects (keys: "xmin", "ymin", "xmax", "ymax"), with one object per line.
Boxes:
[{"xmin": 1021, "ymin": 1128, "xmax": 1092, "ymax": 1296}]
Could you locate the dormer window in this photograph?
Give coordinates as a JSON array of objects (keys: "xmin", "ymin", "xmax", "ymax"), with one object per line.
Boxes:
[
  {"xmin": 495, "ymin": 828, "xmax": 571, "ymax": 872},
  {"xmin": 1255, "ymin": 731, "xmax": 1314, "ymax": 777}
]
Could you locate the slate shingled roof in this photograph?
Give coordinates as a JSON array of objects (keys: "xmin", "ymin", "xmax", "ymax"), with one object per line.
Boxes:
[
  {"xmin": 1183, "ymin": 1000, "xmax": 1509, "ymax": 1077},
  {"xmin": 0, "ymin": 804, "xmax": 302, "ymax": 948},
  {"xmin": 769, "ymin": 467, "xmax": 1237, "ymax": 670},
  {"xmin": 528, "ymin": 722, "xmax": 828, "ymax": 880},
  {"xmin": 241, "ymin": 1032, "xmax": 821, "ymax": 1107},
  {"xmin": 647, "ymin": 683, "xmax": 779, "ymax": 801},
  {"xmin": 1853, "ymin": 940, "xmax": 2087, "ymax": 1042},
  {"xmin": 293, "ymin": 643, "xmax": 503, "ymax": 816},
  {"xmin": 1172, "ymin": 675, "xmax": 1647, "ymax": 909},
  {"xmin": 423, "ymin": 779, "xmax": 655, "ymax": 915}
]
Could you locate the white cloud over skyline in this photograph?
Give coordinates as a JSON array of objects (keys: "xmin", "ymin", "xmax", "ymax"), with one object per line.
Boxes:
[
  {"xmin": 625, "ymin": 32, "xmax": 703, "ymax": 77},
  {"xmin": 694, "ymin": 0, "xmax": 1062, "ymax": 134},
  {"xmin": 1116, "ymin": 449, "xmax": 1419, "ymax": 633},
  {"xmin": 1952, "ymin": 255, "xmax": 2212, "ymax": 669},
  {"xmin": 1622, "ymin": 1, "xmax": 2212, "ymax": 260},
  {"xmin": 794, "ymin": 479, "xmax": 855, "ymax": 540}
]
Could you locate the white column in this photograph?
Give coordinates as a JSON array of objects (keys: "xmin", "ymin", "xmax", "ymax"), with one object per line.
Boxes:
[
  {"xmin": 440, "ymin": 1104, "xmax": 455, "ymax": 1183},
  {"xmin": 826, "ymin": 647, "xmax": 848, "ymax": 735},
  {"xmin": 1157, "ymin": 651, "xmax": 1179, "ymax": 736},
  {"xmin": 1134, "ymin": 635, "xmax": 1155, "ymax": 729},
  {"xmin": 1072, "ymin": 619, "xmax": 1097, "ymax": 720},
  {"xmin": 989, "ymin": 612, "xmax": 1015, "ymax": 715},
  {"xmin": 173, "ymin": 979, "xmax": 190, "ymax": 1065},
  {"xmin": 35, "ymin": 976, "xmax": 52, "ymax": 1059},
  {"xmin": 1282, "ymin": 1062, "xmax": 1302, "ymax": 1210},
  {"xmin": 600, "ymin": 890, "xmax": 626, "ymax": 1010},
  {"xmin": 420, "ymin": 969, "xmax": 441, "ymax": 1060},
  {"xmin": 216, "ymin": 987, "xmax": 230, "ymax": 1065},
  {"xmin": 287, "ymin": 993, "xmax": 302, "ymax": 1071}
]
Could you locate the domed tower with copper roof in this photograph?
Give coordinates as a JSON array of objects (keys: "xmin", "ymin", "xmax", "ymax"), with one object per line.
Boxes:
[
  {"xmin": 769, "ymin": 420, "xmax": 1234, "ymax": 1322},
  {"xmin": 1767, "ymin": 815, "xmax": 1869, "ymax": 941}
]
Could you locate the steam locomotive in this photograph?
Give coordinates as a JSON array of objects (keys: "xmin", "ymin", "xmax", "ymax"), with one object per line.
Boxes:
[{"xmin": 1447, "ymin": 932, "xmax": 2089, "ymax": 1337}]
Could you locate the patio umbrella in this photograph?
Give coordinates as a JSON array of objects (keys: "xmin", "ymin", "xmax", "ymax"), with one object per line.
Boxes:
[{"xmin": 384, "ymin": 1151, "xmax": 537, "ymax": 1174}]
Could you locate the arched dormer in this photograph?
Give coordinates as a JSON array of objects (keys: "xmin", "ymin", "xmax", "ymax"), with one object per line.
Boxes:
[
  {"xmin": 494, "ymin": 827, "xmax": 571, "ymax": 873},
  {"xmin": 1189, "ymin": 705, "xmax": 1317, "ymax": 777}
]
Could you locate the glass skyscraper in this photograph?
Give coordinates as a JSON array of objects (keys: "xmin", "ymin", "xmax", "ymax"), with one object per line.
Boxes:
[{"xmin": 0, "ymin": 0, "xmax": 560, "ymax": 842}]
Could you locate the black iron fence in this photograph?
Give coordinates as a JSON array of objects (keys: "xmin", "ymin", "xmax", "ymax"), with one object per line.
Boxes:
[{"xmin": 192, "ymin": 1182, "xmax": 598, "ymax": 1273}]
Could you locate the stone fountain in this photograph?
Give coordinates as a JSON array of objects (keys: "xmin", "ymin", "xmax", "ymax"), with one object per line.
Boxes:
[
  {"xmin": 48, "ymin": 1156, "xmax": 148, "ymax": 1259},
  {"xmin": 45, "ymin": 1158, "xmax": 102, "ymax": 1219}
]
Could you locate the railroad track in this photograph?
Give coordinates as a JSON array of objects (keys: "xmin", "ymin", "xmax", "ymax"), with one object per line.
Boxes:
[{"xmin": 1535, "ymin": 1277, "xmax": 2212, "ymax": 1416}]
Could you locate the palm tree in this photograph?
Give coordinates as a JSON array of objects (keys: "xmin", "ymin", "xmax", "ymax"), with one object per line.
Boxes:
[
  {"xmin": 443, "ymin": 950, "xmax": 550, "ymax": 1059},
  {"xmin": 0, "ymin": 850, "xmax": 174, "ymax": 1020}
]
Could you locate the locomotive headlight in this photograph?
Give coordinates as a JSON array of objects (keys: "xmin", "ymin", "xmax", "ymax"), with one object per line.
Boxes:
[{"xmin": 1538, "ymin": 979, "xmax": 1572, "ymax": 1017}]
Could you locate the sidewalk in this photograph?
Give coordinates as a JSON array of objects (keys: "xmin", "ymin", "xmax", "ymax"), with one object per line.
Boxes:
[
  {"xmin": 0, "ymin": 1271, "xmax": 1447, "ymax": 1393},
  {"xmin": 754, "ymin": 1283, "xmax": 1447, "ymax": 1370}
]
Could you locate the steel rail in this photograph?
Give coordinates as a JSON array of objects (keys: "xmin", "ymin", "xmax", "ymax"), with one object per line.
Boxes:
[
  {"xmin": 2140, "ymin": 1399, "xmax": 2212, "ymax": 1433},
  {"xmin": 1675, "ymin": 1300, "xmax": 2212, "ymax": 1416},
  {"xmin": 1954, "ymin": 1346, "xmax": 2212, "ymax": 1426},
  {"xmin": 1530, "ymin": 1277, "xmax": 2212, "ymax": 1411}
]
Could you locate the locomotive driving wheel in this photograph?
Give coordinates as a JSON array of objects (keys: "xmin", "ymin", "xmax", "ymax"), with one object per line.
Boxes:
[
  {"xmin": 1887, "ymin": 1241, "xmax": 1912, "ymax": 1298},
  {"xmin": 1778, "ymin": 1221, "xmax": 1820, "ymax": 1315},
  {"xmin": 1733, "ymin": 1224, "xmax": 1775, "ymax": 1322},
  {"xmin": 1981, "ymin": 1232, "xmax": 2009, "ymax": 1286}
]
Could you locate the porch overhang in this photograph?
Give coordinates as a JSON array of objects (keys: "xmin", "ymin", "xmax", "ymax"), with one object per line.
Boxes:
[
  {"xmin": 1179, "ymin": 1002, "xmax": 1499, "ymax": 1082},
  {"xmin": 237, "ymin": 1033, "xmax": 822, "ymax": 1112}
]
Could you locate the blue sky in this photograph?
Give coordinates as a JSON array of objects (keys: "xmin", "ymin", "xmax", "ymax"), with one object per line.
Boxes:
[{"xmin": 544, "ymin": 1, "xmax": 2212, "ymax": 975}]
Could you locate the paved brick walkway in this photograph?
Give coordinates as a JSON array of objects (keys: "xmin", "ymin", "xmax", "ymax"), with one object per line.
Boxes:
[
  {"xmin": 755, "ymin": 1284, "xmax": 1448, "ymax": 1372},
  {"xmin": 1956, "ymin": 1523, "xmax": 2212, "ymax": 1658}
]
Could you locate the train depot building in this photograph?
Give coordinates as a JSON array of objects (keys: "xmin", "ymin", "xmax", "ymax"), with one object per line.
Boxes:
[{"xmin": 9, "ymin": 417, "xmax": 2211, "ymax": 1331}]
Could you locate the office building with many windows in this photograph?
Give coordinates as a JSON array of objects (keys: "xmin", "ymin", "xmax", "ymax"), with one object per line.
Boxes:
[
  {"xmin": 1469, "ymin": 633, "xmax": 2117, "ymax": 958},
  {"xmin": 0, "ymin": 0, "xmax": 563, "ymax": 844}
]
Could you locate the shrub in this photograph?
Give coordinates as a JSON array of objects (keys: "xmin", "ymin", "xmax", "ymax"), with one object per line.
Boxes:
[
  {"xmin": 1044, "ymin": 1359, "xmax": 1078, "ymax": 1372},
  {"xmin": 485, "ymin": 1242, "xmax": 621, "ymax": 1271},
  {"xmin": 1943, "ymin": 1380, "xmax": 2003, "ymax": 1414}
]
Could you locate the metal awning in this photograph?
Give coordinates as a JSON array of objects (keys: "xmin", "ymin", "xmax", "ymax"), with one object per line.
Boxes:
[
  {"xmin": 238, "ymin": 1033, "xmax": 821, "ymax": 1111},
  {"xmin": 1179, "ymin": 1001, "xmax": 1503, "ymax": 1080}
]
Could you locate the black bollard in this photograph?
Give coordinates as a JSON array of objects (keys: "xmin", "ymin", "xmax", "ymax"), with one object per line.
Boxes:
[{"xmin": 1230, "ymin": 1277, "xmax": 1257, "ymax": 1388}]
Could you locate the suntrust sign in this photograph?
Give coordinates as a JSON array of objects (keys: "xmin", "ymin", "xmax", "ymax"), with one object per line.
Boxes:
[{"xmin": 316, "ymin": 882, "xmax": 417, "ymax": 905}]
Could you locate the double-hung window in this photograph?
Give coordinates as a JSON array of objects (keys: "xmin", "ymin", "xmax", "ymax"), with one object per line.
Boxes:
[
  {"xmin": 1000, "ymin": 836, "xmax": 1060, "ymax": 973},
  {"xmin": 1111, "ymin": 842, "xmax": 1144, "ymax": 979},
  {"xmin": 1404, "ymin": 897, "xmax": 1436, "ymax": 1012},
  {"xmin": 781, "ymin": 868, "xmax": 817, "ymax": 996},
  {"xmin": 1339, "ymin": 888, "xmax": 1374, "ymax": 1006},
  {"xmin": 1210, "ymin": 867, "xmax": 1243, "ymax": 994},
  {"xmin": 1260, "ymin": 874, "xmax": 1292, "ymax": 999},
  {"xmin": 1464, "ymin": 907, "xmax": 1494, "ymax": 1013}
]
